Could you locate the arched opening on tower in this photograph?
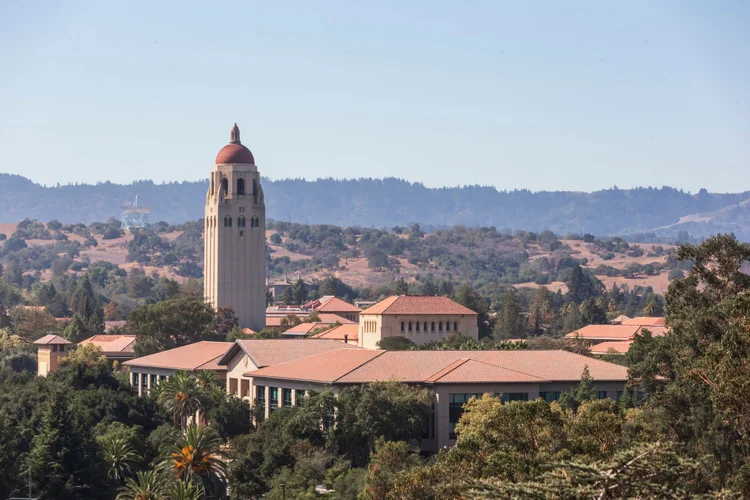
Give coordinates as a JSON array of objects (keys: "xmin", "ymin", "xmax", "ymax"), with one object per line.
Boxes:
[
  {"xmin": 253, "ymin": 179, "xmax": 258, "ymax": 203},
  {"xmin": 221, "ymin": 178, "xmax": 228, "ymax": 197},
  {"xmin": 237, "ymin": 178, "xmax": 245, "ymax": 195}
]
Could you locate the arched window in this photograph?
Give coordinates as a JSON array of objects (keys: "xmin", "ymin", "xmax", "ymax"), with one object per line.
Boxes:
[
  {"xmin": 446, "ymin": 322, "xmax": 450, "ymax": 332},
  {"xmin": 439, "ymin": 321, "xmax": 443, "ymax": 332},
  {"xmin": 239, "ymin": 216, "xmax": 245, "ymax": 227},
  {"xmin": 408, "ymin": 321, "xmax": 412, "ymax": 332},
  {"xmin": 227, "ymin": 217, "xmax": 232, "ymax": 227},
  {"xmin": 221, "ymin": 178, "xmax": 228, "ymax": 197},
  {"xmin": 401, "ymin": 322, "xmax": 405, "ymax": 332},
  {"xmin": 416, "ymin": 322, "xmax": 420, "ymax": 332},
  {"xmin": 255, "ymin": 216, "xmax": 260, "ymax": 228},
  {"xmin": 424, "ymin": 322, "xmax": 428, "ymax": 331},
  {"xmin": 253, "ymin": 179, "xmax": 258, "ymax": 203},
  {"xmin": 454, "ymin": 321, "xmax": 458, "ymax": 331},
  {"xmin": 237, "ymin": 178, "xmax": 245, "ymax": 195},
  {"xmin": 431, "ymin": 321, "xmax": 435, "ymax": 332}
]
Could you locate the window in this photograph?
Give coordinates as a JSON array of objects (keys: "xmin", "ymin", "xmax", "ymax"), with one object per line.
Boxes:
[
  {"xmin": 239, "ymin": 206, "xmax": 245, "ymax": 213},
  {"xmin": 416, "ymin": 321, "xmax": 420, "ymax": 332},
  {"xmin": 616, "ymin": 391, "xmax": 623, "ymax": 400},
  {"xmin": 408, "ymin": 321, "xmax": 412, "ymax": 332},
  {"xmin": 597, "ymin": 391, "xmax": 608, "ymax": 400},
  {"xmin": 150, "ymin": 374, "xmax": 157, "ymax": 388},
  {"xmin": 500, "ymin": 393, "xmax": 529, "ymax": 403},
  {"xmin": 446, "ymin": 322, "xmax": 450, "ymax": 332},
  {"xmin": 52, "ymin": 344, "xmax": 57, "ymax": 352},
  {"xmin": 401, "ymin": 321, "xmax": 405, "ymax": 332},
  {"xmin": 131, "ymin": 371, "xmax": 137, "ymax": 387},
  {"xmin": 240, "ymin": 230, "xmax": 243, "ymax": 238},
  {"xmin": 424, "ymin": 321, "xmax": 428, "ymax": 331},
  {"xmin": 454, "ymin": 321, "xmax": 458, "ymax": 331},
  {"xmin": 439, "ymin": 321, "xmax": 443, "ymax": 332},
  {"xmin": 449, "ymin": 393, "xmax": 483, "ymax": 439},
  {"xmin": 539, "ymin": 391, "xmax": 561, "ymax": 402},
  {"xmin": 295, "ymin": 389, "xmax": 306, "ymax": 402},
  {"xmin": 431, "ymin": 321, "xmax": 435, "ymax": 332},
  {"xmin": 270, "ymin": 387, "xmax": 279, "ymax": 411},
  {"xmin": 253, "ymin": 179, "xmax": 258, "ymax": 203},
  {"xmin": 221, "ymin": 178, "xmax": 228, "ymax": 197},
  {"xmin": 283, "ymin": 388, "xmax": 293, "ymax": 407},
  {"xmin": 239, "ymin": 216, "xmax": 245, "ymax": 227},
  {"xmin": 237, "ymin": 178, "xmax": 245, "ymax": 195}
]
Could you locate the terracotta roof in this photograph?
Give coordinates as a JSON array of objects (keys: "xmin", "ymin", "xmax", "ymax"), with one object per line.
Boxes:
[
  {"xmin": 34, "ymin": 334, "xmax": 72, "ymax": 345},
  {"xmin": 566, "ymin": 324, "xmax": 669, "ymax": 341},
  {"xmin": 565, "ymin": 325, "xmax": 641, "ymax": 341},
  {"xmin": 217, "ymin": 339, "xmax": 361, "ymax": 368},
  {"xmin": 620, "ymin": 317, "xmax": 665, "ymax": 327},
  {"xmin": 313, "ymin": 297, "xmax": 362, "ymax": 314},
  {"xmin": 248, "ymin": 349, "xmax": 628, "ymax": 385},
  {"xmin": 611, "ymin": 315, "xmax": 631, "ymax": 324},
  {"xmin": 79, "ymin": 334, "xmax": 136, "ymax": 355},
  {"xmin": 215, "ymin": 143, "xmax": 254, "ymax": 164},
  {"xmin": 317, "ymin": 313, "xmax": 355, "ymax": 324},
  {"xmin": 310, "ymin": 323, "xmax": 359, "ymax": 342},
  {"xmin": 590, "ymin": 341, "xmax": 633, "ymax": 355},
  {"xmin": 283, "ymin": 322, "xmax": 334, "ymax": 335},
  {"xmin": 266, "ymin": 317, "xmax": 284, "ymax": 328},
  {"xmin": 123, "ymin": 341, "xmax": 230, "ymax": 371},
  {"xmin": 361, "ymin": 295, "xmax": 477, "ymax": 316}
]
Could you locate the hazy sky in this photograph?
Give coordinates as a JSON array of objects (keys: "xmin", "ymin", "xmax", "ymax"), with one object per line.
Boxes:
[{"xmin": 1, "ymin": 1, "xmax": 748, "ymax": 192}]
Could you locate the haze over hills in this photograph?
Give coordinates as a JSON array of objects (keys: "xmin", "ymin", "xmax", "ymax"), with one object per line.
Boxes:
[{"xmin": 2, "ymin": 173, "xmax": 750, "ymax": 240}]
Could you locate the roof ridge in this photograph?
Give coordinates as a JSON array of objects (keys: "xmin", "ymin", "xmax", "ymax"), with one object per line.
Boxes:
[
  {"xmin": 333, "ymin": 350, "xmax": 387, "ymax": 383},
  {"xmin": 469, "ymin": 357, "xmax": 548, "ymax": 381},
  {"xmin": 425, "ymin": 358, "xmax": 470, "ymax": 383}
]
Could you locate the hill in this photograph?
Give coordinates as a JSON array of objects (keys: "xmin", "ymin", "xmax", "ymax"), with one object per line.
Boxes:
[{"xmin": 2, "ymin": 174, "xmax": 750, "ymax": 239}]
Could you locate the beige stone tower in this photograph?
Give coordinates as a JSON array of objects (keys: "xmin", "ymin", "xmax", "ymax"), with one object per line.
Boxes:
[
  {"xmin": 204, "ymin": 124, "xmax": 266, "ymax": 331},
  {"xmin": 33, "ymin": 335, "xmax": 72, "ymax": 376}
]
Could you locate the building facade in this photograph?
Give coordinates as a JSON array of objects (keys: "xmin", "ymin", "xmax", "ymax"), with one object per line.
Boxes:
[
  {"xmin": 204, "ymin": 124, "xmax": 266, "ymax": 331},
  {"xmin": 34, "ymin": 335, "xmax": 72, "ymax": 376},
  {"xmin": 358, "ymin": 295, "xmax": 479, "ymax": 349}
]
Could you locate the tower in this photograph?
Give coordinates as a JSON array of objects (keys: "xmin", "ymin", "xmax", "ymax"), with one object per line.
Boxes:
[{"xmin": 204, "ymin": 124, "xmax": 266, "ymax": 331}]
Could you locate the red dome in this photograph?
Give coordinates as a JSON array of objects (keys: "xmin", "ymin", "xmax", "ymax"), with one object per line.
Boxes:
[{"xmin": 215, "ymin": 143, "xmax": 255, "ymax": 164}]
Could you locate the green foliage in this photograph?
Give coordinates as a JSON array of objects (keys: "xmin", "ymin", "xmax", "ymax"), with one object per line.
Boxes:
[
  {"xmin": 208, "ymin": 396, "xmax": 253, "ymax": 442},
  {"xmin": 361, "ymin": 438, "xmax": 423, "ymax": 500},
  {"xmin": 376, "ymin": 335, "xmax": 416, "ymax": 350}
]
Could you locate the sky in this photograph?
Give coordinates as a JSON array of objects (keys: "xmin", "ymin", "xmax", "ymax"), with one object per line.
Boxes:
[{"xmin": 1, "ymin": 1, "xmax": 748, "ymax": 193}]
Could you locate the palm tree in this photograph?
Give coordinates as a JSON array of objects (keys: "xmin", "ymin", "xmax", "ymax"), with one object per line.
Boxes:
[
  {"xmin": 161, "ymin": 424, "xmax": 227, "ymax": 494},
  {"xmin": 103, "ymin": 436, "xmax": 138, "ymax": 482},
  {"xmin": 163, "ymin": 479, "xmax": 206, "ymax": 500},
  {"xmin": 156, "ymin": 370, "xmax": 206, "ymax": 427},
  {"xmin": 195, "ymin": 370, "xmax": 216, "ymax": 389},
  {"xmin": 116, "ymin": 470, "xmax": 164, "ymax": 500}
]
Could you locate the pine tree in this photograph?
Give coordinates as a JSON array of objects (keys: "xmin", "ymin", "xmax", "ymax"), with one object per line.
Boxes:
[
  {"xmin": 494, "ymin": 288, "xmax": 525, "ymax": 339},
  {"xmin": 70, "ymin": 275, "xmax": 98, "ymax": 321},
  {"xmin": 65, "ymin": 313, "xmax": 89, "ymax": 343}
]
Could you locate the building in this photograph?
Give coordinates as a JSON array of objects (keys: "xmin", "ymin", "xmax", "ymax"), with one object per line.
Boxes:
[
  {"xmin": 590, "ymin": 341, "xmax": 633, "ymax": 356},
  {"xmin": 358, "ymin": 295, "xmax": 479, "ymax": 349},
  {"xmin": 246, "ymin": 349, "xmax": 628, "ymax": 451},
  {"xmin": 122, "ymin": 341, "xmax": 231, "ymax": 396},
  {"xmin": 216, "ymin": 339, "xmax": 360, "ymax": 412},
  {"xmin": 79, "ymin": 334, "xmax": 136, "ymax": 361},
  {"xmin": 620, "ymin": 317, "xmax": 666, "ymax": 327},
  {"xmin": 565, "ymin": 321, "xmax": 667, "ymax": 344},
  {"xmin": 204, "ymin": 124, "xmax": 266, "ymax": 331},
  {"xmin": 310, "ymin": 323, "xmax": 358, "ymax": 344},
  {"xmin": 281, "ymin": 322, "xmax": 337, "ymax": 338},
  {"xmin": 304, "ymin": 296, "xmax": 362, "ymax": 322},
  {"xmin": 33, "ymin": 334, "xmax": 72, "ymax": 376}
]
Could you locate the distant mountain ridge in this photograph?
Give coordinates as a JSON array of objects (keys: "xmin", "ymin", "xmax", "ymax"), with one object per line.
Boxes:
[{"xmin": 1, "ymin": 173, "xmax": 750, "ymax": 239}]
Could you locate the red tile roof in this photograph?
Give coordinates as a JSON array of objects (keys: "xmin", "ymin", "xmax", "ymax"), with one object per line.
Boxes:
[
  {"xmin": 317, "ymin": 313, "xmax": 355, "ymax": 324},
  {"xmin": 590, "ymin": 341, "xmax": 633, "ymax": 355},
  {"xmin": 361, "ymin": 295, "xmax": 477, "ymax": 316},
  {"xmin": 218, "ymin": 339, "xmax": 361, "ymax": 368},
  {"xmin": 620, "ymin": 317, "xmax": 665, "ymax": 327},
  {"xmin": 314, "ymin": 297, "xmax": 362, "ymax": 314},
  {"xmin": 80, "ymin": 334, "xmax": 136, "ymax": 355},
  {"xmin": 123, "ymin": 341, "xmax": 231, "ymax": 371},
  {"xmin": 283, "ymin": 322, "xmax": 334, "ymax": 335},
  {"xmin": 310, "ymin": 323, "xmax": 359, "ymax": 342},
  {"xmin": 248, "ymin": 349, "xmax": 628, "ymax": 385},
  {"xmin": 566, "ymin": 324, "xmax": 668, "ymax": 341},
  {"xmin": 34, "ymin": 334, "xmax": 72, "ymax": 345}
]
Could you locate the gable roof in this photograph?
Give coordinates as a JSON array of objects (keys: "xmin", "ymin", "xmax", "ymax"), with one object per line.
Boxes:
[
  {"xmin": 217, "ymin": 339, "xmax": 361, "ymax": 368},
  {"xmin": 310, "ymin": 323, "xmax": 359, "ymax": 342},
  {"xmin": 122, "ymin": 341, "xmax": 231, "ymax": 371},
  {"xmin": 34, "ymin": 334, "xmax": 71, "ymax": 345},
  {"xmin": 248, "ymin": 349, "xmax": 628, "ymax": 385},
  {"xmin": 79, "ymin": 334, "xmax": 136, "ymax": 355},
  {"xmin": 361, "ymin": 295, "xmax": 477, "ymax": 316},
  {"xmin": 282, "ymin": 322, "xmax": 334, "ymax": 335},
  {"xmin": 620, "ymin": 317, "xmax": 665, "ymax": 327},
  {"xmin": 314, "ymin": 297, "xmax": 362, "ymax": 314}
]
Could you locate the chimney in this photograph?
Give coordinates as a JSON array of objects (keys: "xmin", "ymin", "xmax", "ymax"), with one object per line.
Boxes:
[{"xmin": 344, "ymin": 334, "xmax": 349, "ymax": 344}]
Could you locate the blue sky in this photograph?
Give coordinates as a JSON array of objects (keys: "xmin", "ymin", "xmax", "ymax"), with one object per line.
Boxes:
[{"xmin": 1, "ymin": 1, "xmax": 748, "ymax": 192}]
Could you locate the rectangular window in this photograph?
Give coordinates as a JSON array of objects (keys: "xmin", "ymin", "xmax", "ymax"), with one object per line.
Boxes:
[
  {"xmin": 283, "ymin": 388, "xmax": 292, "ymax": 407},
  {"xmin": 449, "ymin": 393, "xmax": 483, "ymax": 439},
  {"xmin": 439, "ymin": 322, "xmax": 443, "ymax": 332},
  {"xmin": 416, "ymin": 321, "xmax": 420, "ymax": 332},
  {"xmin": 256, "ymin": 385, "xmax": 266, "ymax": 405},
  {"xmin": 597, "ymin": 391, "xmax": 608, "ymax": 400},
  {"xmin": 500, "ymin": 393, "xmax": 529, "ymax": 403},
  {"xmin": 295, "ymin": 389, "xmax": 306, "ymax": 403},
  {"xmin": 150, "ymin": 374, "xmax": 157, "ymax": 388},
  {"xmin": 52, "ymin": 345, "xmax": 58, "ymax": 352},
  {"xmin": 270, "ymin": 387, "xmax": 279, "ymax": 411},
  {"xmin": 616, "ymin": 391, "xmax": 623, "ymax": 401},
  {"xmin": 446, "ymin": 322, "xmax": 450, "ymax": 332},
  {"xmin": 539, "ymin": 391, "xmax": 561, "ymax": 402},
  {"xmin": 131, "ymin": 371, "xmax": 137, "ymax": 387}
]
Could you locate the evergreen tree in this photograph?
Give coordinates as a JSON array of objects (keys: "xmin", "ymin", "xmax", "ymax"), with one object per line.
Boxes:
[
  {"xmin": 65, "ymin": 313, "xmax": 89, "ymax": 343},
  {"xmin": 292, "ymin": 278, "xmax": 308, "ymax": 304},
  {"xmin": 87, "ymin": 309, "xmax": 105, "ymax": 335},
  {"xmin": 494, "ymin": 288, "xmax": 525, "ymax": 339},
  {"xmin": 70, "ymin": 275, "xmax": 97, "ymax": 320}
]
